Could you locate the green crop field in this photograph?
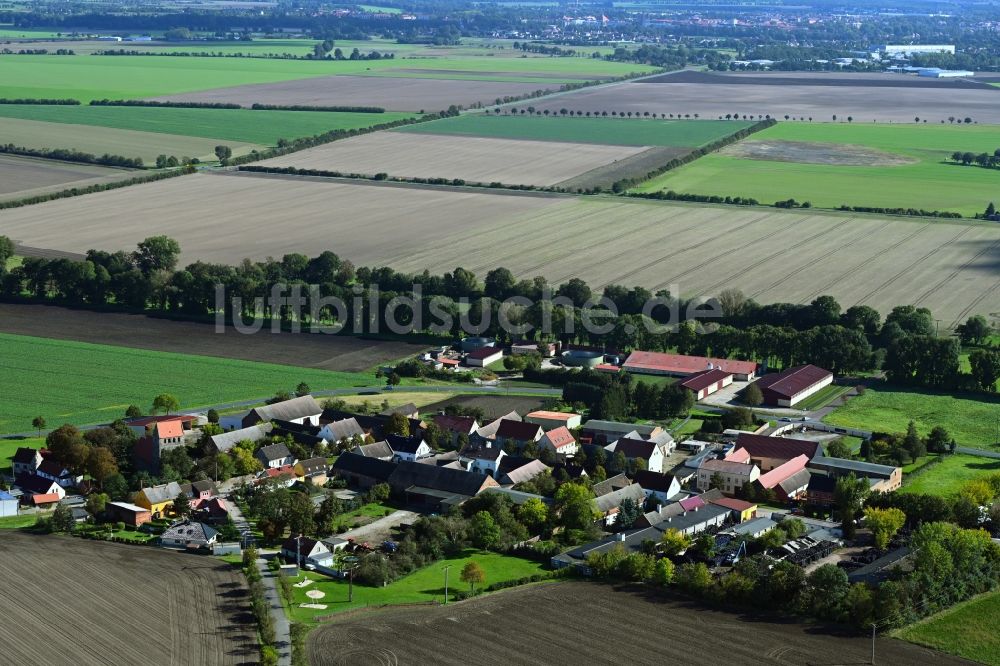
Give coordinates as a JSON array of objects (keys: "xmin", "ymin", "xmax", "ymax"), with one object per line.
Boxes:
[
  {"xmin": 0, "ymin": 333, "xmax": 373, "ymax": 434},
  {"xmin": 634, "ymin": 122, "xmax": 1000, "ymax": 215},
  {"xmin": 0, "ymin": 105, "xmax": 415, "ymax": 145},
  {"xmin": 0, "ymin": 55, "xmax": 656, "ymax": 101},
  {"xmin": 822, "ymin": 384, "xmax": 1000, "ymax": 449},
  {"xmin": 284, "ymin": 549, "xmax": 547, "ymax": 624},
  {"xmin": 399, "ymin": 115, "xmax": 752, "ymax": 147},
  {"xmin": 895, "ymin": 589, "xmax": 1000, "ymax": 664},
  {"xmin": 901, "ymin": 453, "xmax": 1000, "ymax": 496}
]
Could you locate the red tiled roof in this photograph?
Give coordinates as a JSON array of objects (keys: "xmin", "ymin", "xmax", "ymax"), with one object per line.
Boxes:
[
  {"xmin": 466, "ymin": 346, "xmax": 502, "ymax": 360},
  {"xmin": 526, "ymin": 411, "xmax": 578, "ymax": 422},
  {"xmin": 623, "ymin": 351, "xmax": 757, "ymax": 376},
  {"xmin": 679, "ymin": 368, "xmax": 733, "ymax": 392},
  {"xmin": 679, "ymin": 496, "xmax": 705, "ymax": 511},
  {"xmin": 30, "ymin": 492, "xmax": 60, "ymax": 505},
  {"xmin": 724, "ymin": 447, "xmax": 751, "ymax": 463},
  {"xmin": 754, "ymin": 364, "xmax": 832, "ymax": 400},
  {"xmin": 595, "ymin": 363, "xmax": 621, "ymax": 373},
  {"xmin": 496, "ymin": 419, "xmax": 542, "ymax": 441},
  {"xmin": 736, "ymin": 434, "xmax": 821, "ymax": 462},
  {"xmin": 154, "ymin": 420, "xmax": 184, "ymax": 439},
  {"xmin": 433, "ymin": 414, "xmax": 477, "ymax": 433},
  {"xmin": 757, "ymin": 454, "xmax": 809, "ymax": 489},
  {"xmin": 709, "ymin": 497, "xmax": 757, "ymax": 512},
  {"xmin": 541, "ymin": 426, "xmax": 576, "ymax": 450}
]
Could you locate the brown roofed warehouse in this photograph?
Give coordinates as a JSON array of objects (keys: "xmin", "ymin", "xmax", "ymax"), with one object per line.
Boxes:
[{"xmin": 753, "ymin": 364, "xmax": 833, "ymax": 407}]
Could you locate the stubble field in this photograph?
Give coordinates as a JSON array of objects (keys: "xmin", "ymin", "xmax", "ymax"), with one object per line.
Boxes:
[
  {"xmin": 0, "ymin": 153, "xmax": 137, "ymax": 200},
  {"xmin": 0, "ymin": 532, "xmax": 258, "ymax": 666},
  {"xmin": 4, "ymin": 172, "xmax": 999, "ymax": 325},
  {"xmin": 307, "ymin": 581, "xmax": 961, "ymax": 665},
  {"xmin": 259, "ymin": 132, "xmax": 648, "ymax": 186},
  {"xmin": 0, "ymin": 114, "xmax": 260, "ymax": 162},
  {"xmin": 524, "ymin": 74, "xmax": 1000, "ymax": 124}
]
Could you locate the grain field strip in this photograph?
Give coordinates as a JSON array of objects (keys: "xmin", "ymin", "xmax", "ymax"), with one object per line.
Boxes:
[
  {"xmin": 798, "ymin": 222, "xmax": 935, "ymax": 302},
  {"xmin": 689, "ymin": 216, "xmax": 853, "ymax": 299},
  {"xmin": 598, "ymin": 210, "xmax": 779, "ymax": 290},
  {"xmin": 746, "ymin": 218, "xmax": 891, "ymax": 300},
  {"xmin": 649, "ymin": 213, "xmax": 809, "ymax": 292},
  {"xmin": 855, "ymin": 226, "xmax": 976, "ymax": 307},
  {"xmin": 913, "ymin": 237, "xmax": 1000, "ymax": 307},
  {"xmin": 949, "ymin": 276, "xmax": 1000, "ymax": 329}
]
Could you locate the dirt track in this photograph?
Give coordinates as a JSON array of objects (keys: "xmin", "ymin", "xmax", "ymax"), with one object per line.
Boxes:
[
  {"xmin": 307, "ymin": 581, "xmax": 972, "ymax": 666},
  {"xmin": 0, "ymin": 303, "xmax": 424, "ymax": 372},
  {"xmin": 0, "ymin": 531, "xmax": 258, "ymax": 666}
]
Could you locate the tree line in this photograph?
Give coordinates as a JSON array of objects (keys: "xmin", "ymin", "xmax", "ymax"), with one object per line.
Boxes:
[
  {"xmin": 0, "ymin": 167, "xmax": 192, "ymax": 211},
  {"xmin": 0, "ymin": 143, "xmax": 143, "ymax": 168},
  {"xmin": 2, "ymin": 237, "xmax": 995, "ymax": 392},
  {"xmin": 950, "ymin": 149, "xmax": 1000, "ymax": 170}
]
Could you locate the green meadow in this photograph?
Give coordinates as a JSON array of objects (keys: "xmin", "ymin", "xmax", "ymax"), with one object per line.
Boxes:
[
  {"xmin": 399, "ymin": 115, "xmax": 752, "ymax": 147},
  {"xmin": 901, "ymin": 453, "xmax": 1000, "ymax": 496},
  {"xmin": 634, "ymin": 122, "xmax": 1000, "ymax": 214},
  {"xmin": 895, "ymin": 590, "xmax": 1000, "ymax": 664},
  {"xmin": 0, "ymin": 333, "xmax": 373, "ymax": 434},
  {"xmin": 822, "ymin": 384, "xmax": 1000, "ymax": 449},
  {"xmin": 0, "ymin": 104, "xmax": 415, "ymax": 144},
  {"xmin": 0, "ymin": 54, "xmax": 655, "ymax": 101}
]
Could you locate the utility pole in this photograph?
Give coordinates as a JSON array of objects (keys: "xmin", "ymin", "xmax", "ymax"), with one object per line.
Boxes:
[
  {"xmin": 443, "ymin": 565, "xmax": 453, "ymax": 605},
  {"xmin": 348, "ymin": 566, "xmax": 354, "ymax": 602},
  {"xmin": 871, "ymin": 623, "xmax": 877, "ymax": 665},
  {"xmin": 296, "ymin": 534, "xmax": 301, "ymax": 571}
]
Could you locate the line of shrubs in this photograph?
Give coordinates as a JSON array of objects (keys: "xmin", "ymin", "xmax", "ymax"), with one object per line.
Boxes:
[
  {"xmin": 837, "ymin": 204, "xmax": 963, "ymax": 218},
  {"xmin": 89, "ymin": 99, "xmax": 242, "ymax": 109},
  {"xmin": 0, "ymin": 97, "xmax": 80, "ymax": 105},
  {"xmin": 609, "ymin": 118, "xmax": 777, "ymax": 193},
  {"xmin": 250, "ymin": 103, "xmax": 385, "ymax": 113},
  {"xmin": 628, "ymin": 190, "xmax": 761, "ymax": 205},
  {"xmin": 0, "ymin": 143, "xmax": 144, "ymax": 168},
  {"xmin": 449, "ymin": 571, "xmax": 566, "ymax": 601},
  {"xmin": 0, "ymin": 166, "xmax": 194, "ymax": 210}
]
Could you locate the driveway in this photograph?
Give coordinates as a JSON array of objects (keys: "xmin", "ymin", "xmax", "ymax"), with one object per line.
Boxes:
[{"xmin": 339, "ymin": 509, "xmax": 419, "ymax": 545}]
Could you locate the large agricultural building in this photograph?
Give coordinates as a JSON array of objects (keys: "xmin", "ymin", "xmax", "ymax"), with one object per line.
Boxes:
[
  {"xmin": 753, "ymin": 364, "xmax": 833, "ymax": 407},
  {"xmin": 879, "ymin": 44, "xmax": 955, "ymax": 57},
  {"xmin": 622, "ymin": 351, "xmax": 758, "ymax": 381}
]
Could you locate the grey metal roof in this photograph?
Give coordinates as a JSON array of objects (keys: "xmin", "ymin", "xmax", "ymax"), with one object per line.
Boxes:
[
  {"xmin": 141, "ymin": 481, "xmax": 183, "ymax": 505},
  {"xmin": 593, "ymin": 484, "xmax": 646, "ymax": 514},
  {"xmin": 809, "ymin": 456, "xmax": 898, "ymax": 479},
  {"xmin": 211, "ymin": 423, "xmax": 273, "ymax": 453},
  {"xmin": 252, "ymin": 395, "xmax": 322, "ymax": 423}
]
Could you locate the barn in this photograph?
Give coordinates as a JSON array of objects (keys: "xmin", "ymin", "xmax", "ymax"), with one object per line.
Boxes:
[
  {"xmin": 622, "ymin": 351, "xmax": 758, "ymax": 381},
  {"xmin": 464, "ymin": 346, "xmax": 504, "ymax": 367},
  {"xmin": 679, "ymin": 368, "xmax": 734, "ymax": 400},
  {"xmin": 753, "ymin": 364, "xmax": 833, "ymax": 407}
]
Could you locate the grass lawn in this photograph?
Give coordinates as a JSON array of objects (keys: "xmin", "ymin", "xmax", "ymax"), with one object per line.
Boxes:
[
  {"xmin": 901, "ymin": 453, "xmax": 1000, "ymax": 496},
  {"xmin": 0, "ymin": 105, "xmax": 416, "ymax": 145},
  {"xmin": 633, "ymin": 122, "xmax": 1000, "ymax": 215},
  {"xmin": 794, "ymin": 384, "xmax": 853, "ymax": 411},
  {"xmin": 335, "ymin": 391, "xmax": 459, "ymax": 414},
  {"xmin": 0, "ymin": 55, "xmax": 655, "ymax": 101},
  {"xmin": 672, "ymin": 418, "xmax": 704, "ymax": 436},
  {"xmin": 332, "ymin": 501, "xmax": 398, "ymax": 531},
  {"xmin": 0, "ymin": 514, "xmax": 39, "ymax": 529},
  {"xmin": 0, "ymin": 436, "xmax": 44, "ymax": 473},
  {"xmin": 628, "ymin": 373, "xmax": 677, "ymax": 387},
  {"xmin": 822, "ymin": 384, "xmax": 1000, "ymax": 449},
  {"xmin": 0, "ymin": 333, "xmax": 373, "ymax": 434},
  {"xmin": 399, "ymin": 115, "xmax": 753, "ymax": 147},
  {"xmin": 895, "ymin": 589, "xmax": 1000, "ymax": 664},
  {"xmin": 285, "ymin": 549, "xmax": 547, "ymax": 624}
]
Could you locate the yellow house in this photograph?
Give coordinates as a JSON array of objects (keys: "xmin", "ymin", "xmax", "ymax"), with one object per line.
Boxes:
[
  {"xmin": 294, "ymin": 457, "xmax": 329, "ymax": 486},
  {"xmin": 133, "ymin": 481, "xmax": 183, "ymax": 518},
  {"xmin": 709, "ymin": 497, "xmax": 758, "ymax": 523}
]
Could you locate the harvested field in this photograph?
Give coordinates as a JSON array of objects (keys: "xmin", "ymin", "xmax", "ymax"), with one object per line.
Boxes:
[
  {"xmin": 556, "ymin": 145, "xmax": 689, "ymax": 190},
  {"xmin": 420, "ymin": 394, "xmax": 547, "ymax": 419},
  {"xmin": 307, "ymin": 581, "xmax": 961, "ymax": 666},
  {"xmin": 152, "ymin": 75, "xmax": 558, "ymax": 112},
  {"xmin": 721, "ymin": 139, "xmax": 917, "ymax": 166},
  {"xmin": 640, "ymin": 70, "xmax": 998, "ymax": 90},
  {"xmin": 0, "ymin": 532, "xmax": 258, "ymax": 666},
  {"xmin": 0, "ymin": 115, "xmax": 259, "ymax": 163},
  {"xmin": 4, "ymin": 173, "xmax": 999, "ymax": 325},
  {"xmin": 260, "ymin": 132, "xmax": 647, "ymax": 186},
  {"xmin": 398, "ymin": 114, "xmax": 753, "ymax": 147},
  {"xmin": 0, "ymin": 303, "xmax": 423, "ymax": 372},
  {"xmin": 524, "ymin": 77, "xmax": 1000, "ymax": 124},
  {"xmin": 0, "ymin": 153, "xmax": 136, "ymax": 202}
]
